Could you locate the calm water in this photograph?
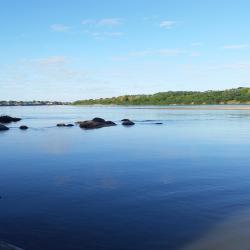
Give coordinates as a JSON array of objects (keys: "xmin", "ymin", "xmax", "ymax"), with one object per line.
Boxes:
[{"xmin": 1, "ymin": 105, "xmax": 250, "ymax": 250}]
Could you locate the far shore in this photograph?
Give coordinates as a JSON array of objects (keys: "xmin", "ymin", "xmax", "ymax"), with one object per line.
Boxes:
[
  {"xmin": 128, "ymin": 105, "xmax": 250, "ymax": 110},
  {"xmin": 3, "ymin": 104, "xmax": 250, "ymax": 110}
]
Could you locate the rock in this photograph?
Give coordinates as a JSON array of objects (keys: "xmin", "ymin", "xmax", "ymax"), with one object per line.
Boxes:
[
  {"xmin": 57, "ymin": 123, "xmax": 74, "ymax": 127},
  {"xmin": 122, "ymin": 119, "xmax": 135, "ymax": 126},
  {"xmin": 57, "ymin": 123, "xmax": 66, "ymax": 127},
  {"xmin": 19, "ymin": 125, "xmax": 28, "ymax": 130},
  {"xmin": 78, "ymin": 118, "xmax": 116, "ymax": 129},
  {"xmin": 155, "ymin": 122, "xmax": 163, "ymax": 125},
  {"xmin": 92, "ymin": 117, "xmax": 106, "ymax": 123},
  {"xmin": 105, "ymin": 121, "xmax": 116, "ymax": 126},
  {"xmin": 0, "ymin": 124, "xmax": 9, "ymax": 131},
  {"xmin": 0, "ymin": 116, "xmax": 21, "ymax": 124}
]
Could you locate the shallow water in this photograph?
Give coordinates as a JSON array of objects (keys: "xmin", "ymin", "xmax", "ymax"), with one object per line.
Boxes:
[{"xmin": 1, "ymin": 105, "xmax": 250, "ymax": 250}]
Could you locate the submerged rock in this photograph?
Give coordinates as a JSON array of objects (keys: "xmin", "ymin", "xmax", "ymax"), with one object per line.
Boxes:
[
  {"xmin": 66, "ymin": 124, "xmax": 74, "ymax": 127},
  {"xmin": 0, "ymin": 116, "xmax": 21, "ymax": 124},
  {"xmin": 78, "ymin": 117, "xmax": 116, "ymax": 129},
  {"xmin": 121, "ymin": 119, "xmax": 135, "ymax": 126},
  {"xmin": 19, "ymin": 125, "xmax": 28, "ymax": 130},
  {"xmin": 0, "ymin": 124, "xmax": 9, "ymax": 131}
]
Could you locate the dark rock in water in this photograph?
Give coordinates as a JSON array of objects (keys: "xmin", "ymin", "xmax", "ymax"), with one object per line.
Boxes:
[
  {"xmin": 92, "ymin": 117, "xmax": 106, "ymax": 123},
  {"xmin": 122, "ymin": 119, "xmax": 135, "ymax": 126},
  {"xmin": 57, "ymin": 123, "xmax": 74, "ymax": 127},
  {"xmin": 105, "ymin": 121, "xmax": 116, "ymax": 126},
  {"xmin": 19, "ymin": 125, "xmax": 28, "ymax": 130},
  {"xmin": 78, "ymin": 118, "xmax": 116, "ymax": 129},
  {"xmin": 0, "ymin": 241, "xmax": 24, "ymax": 250},
  {"xmin": 155, "ymin": 122, "xmax": 163, "ymax": 125},
  {"xmin": 57, "ymin": 123, "xmax": 66, "ymax": 127},
  {"xmin": 0, "ymin": 115, "xmax": 21, "ymax": 124},
  {"xmin": 0, "ymin": 124, "xmax": 9, "ymax": 131}
]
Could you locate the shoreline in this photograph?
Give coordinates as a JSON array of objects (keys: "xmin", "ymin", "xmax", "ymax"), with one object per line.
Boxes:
[
  {"xmin": 2, "ymin": 104, "xmax": 250, "ymax": 110},
  {"xmin": 129, "ymin": 106, "xmax": 250, "ymax": 110}
]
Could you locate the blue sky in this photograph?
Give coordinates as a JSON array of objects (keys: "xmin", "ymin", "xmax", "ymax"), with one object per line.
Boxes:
[{"xmin": 1, "ymin": 0, "xmax": 250, "ymax": 101}]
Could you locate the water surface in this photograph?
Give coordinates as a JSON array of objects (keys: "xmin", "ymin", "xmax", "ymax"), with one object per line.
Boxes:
[{"xmin": 1, "ymin": 105, "xmax": 250, "ymax": 250}]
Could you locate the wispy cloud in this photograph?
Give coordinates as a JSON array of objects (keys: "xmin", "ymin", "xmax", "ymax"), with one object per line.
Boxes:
[
  {"xmin": 157, "ymin": 49, "xmax": 184, "ymax": 56},
  {"xmin": 189, "ymin": 51, "xmax": 201, "ymax": 57},
  {"xmin": 159, "ymin": 20, "xmax": 176, "ymax": 29},
  {"xmin": 82, "ymin": 18, "xmax": 123, "ymax": 39},
  {"xmin": 82, "ymin": 18, "xmax": 122, "ymax": 27},
  {"xmin": 81, "ymin": 19, "xmax": 95, "ymax": 25},
  {"xmin": 105, "ymin": 32, "xmax": 123, "ymax": 36},
  {"xmin": 35, "ymin": 56, "xmax": 67, "ymax": 65},
  {"xmin": 50, "ymin": 24, "xmax": 70, "ymax": 32},
  {"xmin": 85, "ymin": 31, "xmax": 123, "ymax": 39},
  {"xmin": 98, "ymin": 18, "xmax": 122, "ymax": 26},
  {"xmin": 223, "ymin": 62, "xmax": 250, "ymax": 70},
  {"xmin": 128, "ymin": 49, "xmax": 200, "ymax": 57},
  {"xmin": 223, "ymin": 44, "xmax": 250, "ymax": 49},
  {"xmin": 112, "ymin": 48, "xmax": 201, "ymax": 60}
]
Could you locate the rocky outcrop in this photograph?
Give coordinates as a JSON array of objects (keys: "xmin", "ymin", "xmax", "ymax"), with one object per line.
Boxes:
[
  {"xmin": 19, "ymin": 125, "xmax": 28, "ymax": 130},
  {"xmin": 121, "ymin": 119, "xmax": 135, "ymax": 126},
  {"xmin": 0, "ymin": 116, "xmax": 21, "ymax": 124},
  {"xmin": 78, "ymin": 117, "xmax": 116, "ymax": 129},
  {"xmin": 57, "ymin": 123, "xmax": 74, "ymax": 127},
  {"xmin": 0, "ymin": 124, "xmax": 9, "ymax": 131}
]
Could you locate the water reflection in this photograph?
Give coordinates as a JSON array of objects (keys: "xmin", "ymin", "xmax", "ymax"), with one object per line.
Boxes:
[
  {"xmin": 183, "ymin": 209, "xmax": 250, "ymax": 250},
  {"xmin": 1, "ymin": 106, "xmax": 250, "ymax": 249}
]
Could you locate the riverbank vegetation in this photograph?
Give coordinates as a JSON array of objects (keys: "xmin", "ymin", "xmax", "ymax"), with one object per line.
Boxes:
[{"xmin": 74, "ymin": 87, "xmax": 250, "ymax": 105}]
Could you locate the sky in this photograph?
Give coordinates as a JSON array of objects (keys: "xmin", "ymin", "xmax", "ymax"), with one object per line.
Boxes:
[{"xmin": 1, "ymin": 0, "xmax": 250, "ymax": 101}]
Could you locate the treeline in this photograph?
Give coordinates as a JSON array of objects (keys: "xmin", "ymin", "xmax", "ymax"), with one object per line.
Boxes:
[
  {"xmin": 0, "ymin": 101, "xmax": 70, "ymax": 106},
  {"xmin": 74, "ymin": 87, "xmax": 250, "ymax": 105}
]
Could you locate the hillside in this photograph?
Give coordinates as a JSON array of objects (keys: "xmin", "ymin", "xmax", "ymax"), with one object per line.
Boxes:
[{"xmin": 73, "ymin": 87, "xmax": 250, "ymax": 105}]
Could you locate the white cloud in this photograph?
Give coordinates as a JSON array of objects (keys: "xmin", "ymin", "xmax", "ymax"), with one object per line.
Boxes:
[
  {"xmin": 128, "ymin": 50, "xmax": 152, "ymax": 57},
  {"xmin": 81, "ymin": 19, "xmax": 95, "ymax": 25},
  {"xmin": 104, "ymin": 32, "xmax": 123, "ymax": 36},
  {"xmin": 159, "ymin": 20, "xmax": 176, "ymax": 29},
  {"xmin": 98, "ymin": 18, "xmax": 122, "ymax": 26},
  {"xmin": 82, "ymin": 18, "xmax": 122, "ymax": 27},
  {"xmin": 82, "ymin": 18, "xmax": 123, "ymax": 39},
  {"xmin": 189, "ymin": 51, "xmax": 201, "ymax": 57},
  {"xmin": 50, "ymin": 24, "xmax": 70, "ymax": 32},
  {"xmin": 84, "ymin": 30, "xmax": 123, "ymax": 39},
  {"xmin": 127, "ymin": 49, "xmax": 199, "ymax": 57},
  {"xmin": 0, "ymin": 56, "xmax": 122, "ymax": 100},
  {"xmin": 223, "ymin": 62, "xmax": 250, "ymax": 70},
  {"xmin": 223, "ymin": 44, "xmax": 250, "ymax": 49},
  {"xmin": 158, "ymin": 49, "xmax": 184, "ymax": 56},
  {"xmin": 35, "ymin": 56, "xmax": 67, "ymax": 65}
]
